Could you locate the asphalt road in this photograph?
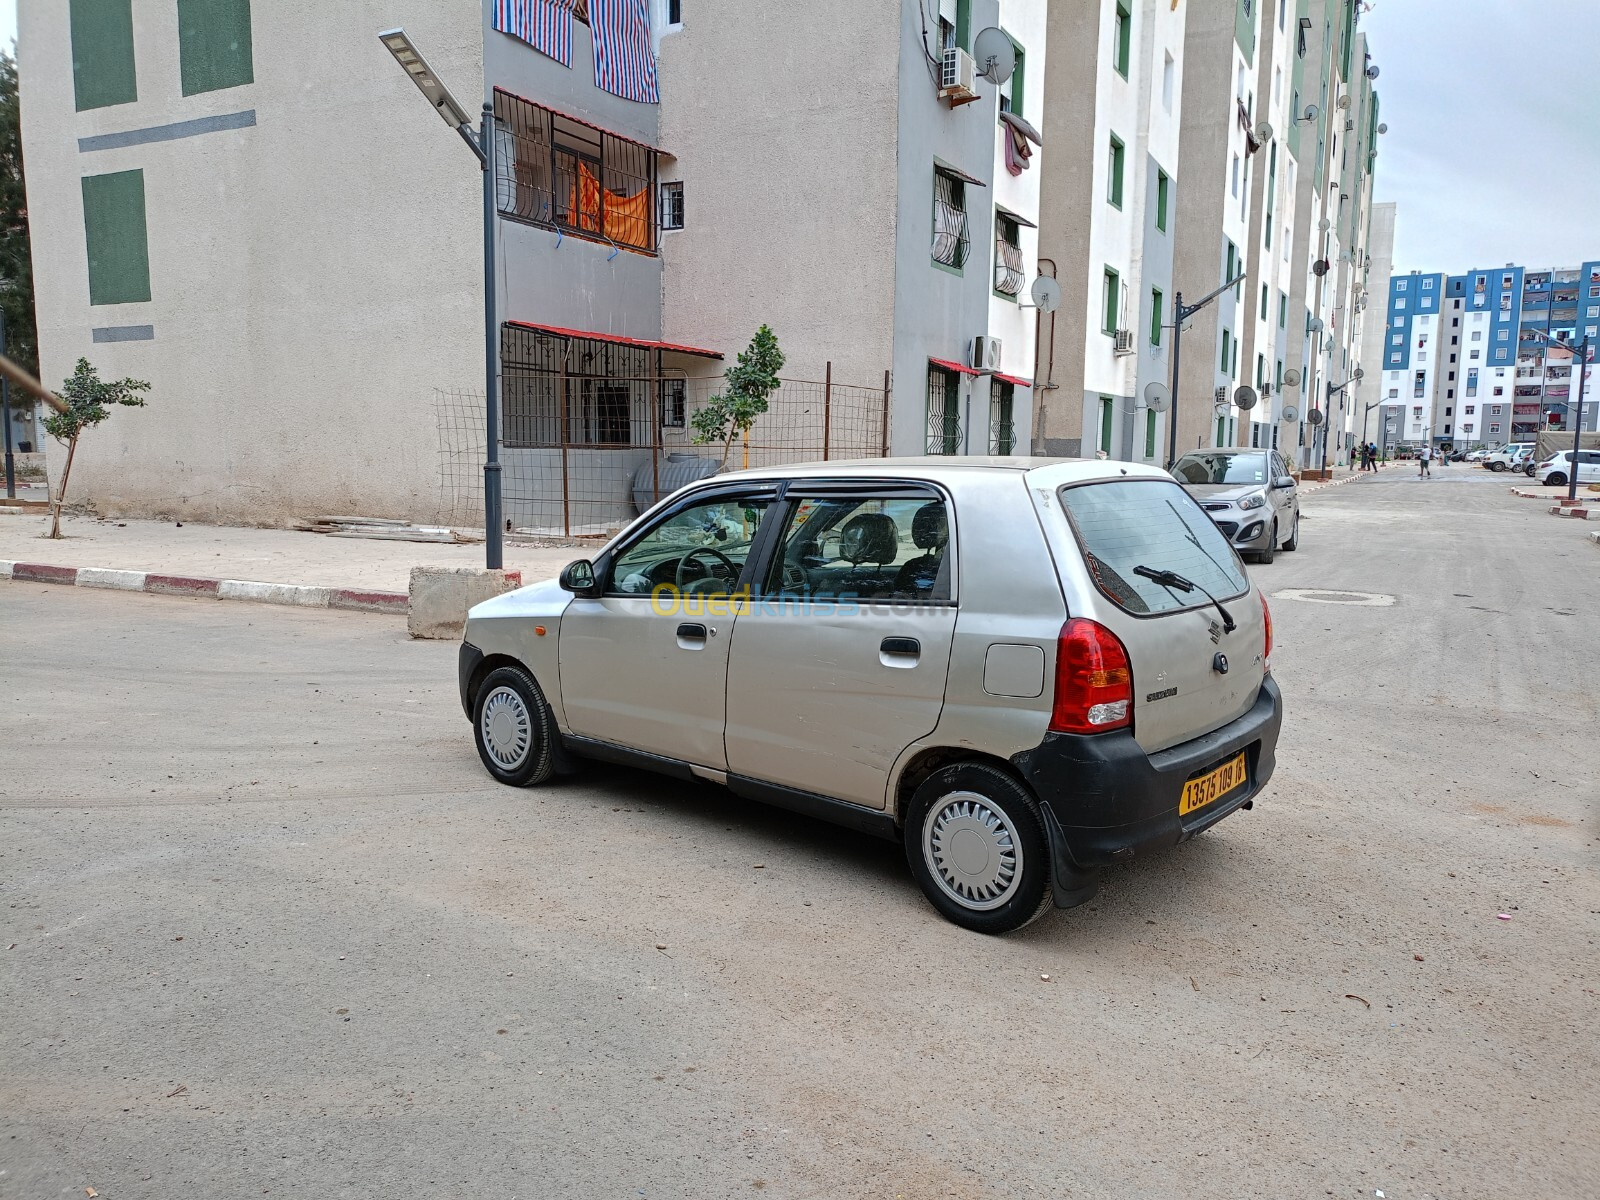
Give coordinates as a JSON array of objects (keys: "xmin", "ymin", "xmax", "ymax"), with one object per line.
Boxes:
[{"xmin": 3, "ymin": 469, "xmax": 1596, "ymax": 1200}]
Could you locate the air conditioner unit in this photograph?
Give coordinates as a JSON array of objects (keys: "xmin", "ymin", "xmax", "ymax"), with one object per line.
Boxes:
[
  {"xmin": 970, "ymin": 334, "xmax": 1002, "ymax": 372},
  {"xmin": 1261, "ymin": 381, "xmax": 1273, "ymax": 398},
  {"xmin": 1113, "ymin": 329, "xmax": 1135, "ymax": 355},
  {"xmin": 940, "ymin": 48, "xmax": 979, "ymax": 105}
]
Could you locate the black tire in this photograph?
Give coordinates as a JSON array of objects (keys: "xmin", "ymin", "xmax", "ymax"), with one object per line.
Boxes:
[
  {"xmin": 1282, "ymin": 514, "xmax": 1299, "ymax": 551},
  {"xmin": 1255, "ymin": 522, "xmax": 1276, "ymax": 565},
  {"xmin": 1489, "ymin": 462, "xmax": 1505, "ymax": 472},
  {"xmin": 472, "ymin": 664, "xmax": 557, "ymax": 787},
  {"xmin": 903, "ymin": 763, "xmax": 1053, "ymax": 934},
  {"xmin": 1545, "ymin": 471, "xmax": 1566, "ymax": 487}
]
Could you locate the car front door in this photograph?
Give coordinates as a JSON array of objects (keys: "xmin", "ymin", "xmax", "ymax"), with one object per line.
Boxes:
[
  {"xmin": 1580, "ymin": 451, "xmax": 1600, "ymax": 483},
  {"xmin": 723, "ymin": 485, "xmax": 959, "ymax": 810},
  {"xmin": 558, "ymin": 486, "xmax": 778, "ymax": 769},
  {"xmin": 1271, "ymin": 453, "xmax": 1296, "ymax": 541}
]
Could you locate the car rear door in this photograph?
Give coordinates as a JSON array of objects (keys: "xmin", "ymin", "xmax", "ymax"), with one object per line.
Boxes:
[
  {"xmin": 722, "ymin": 483, "xmax": 958, "ymax": 809},
  {"xmin": 1040, "ymin": 477, "xmax": 1267, "ymax": 755}
]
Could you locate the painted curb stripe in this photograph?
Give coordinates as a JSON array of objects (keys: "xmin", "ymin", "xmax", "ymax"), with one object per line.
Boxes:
[
  {"xmin": 145, "ymin": 574, "xmax": 222, "ymax": 597},
  {"xmin": 329, "ymin": 588, "xmax": 409, "ymax": 614},
  {"xmin": 13, "ymin": 563, "xmax": 79, "ymax": 584},
  {"xmin": 78, "ymin": 567, "xmax": 148, "ymax": 591},
  {"xmin": 0, "ymin": 561, "xmax": 14, "ymax": 580},
  {"xmin": 218, "ymin": 580, "xmax": 333, "ymax": 607}
]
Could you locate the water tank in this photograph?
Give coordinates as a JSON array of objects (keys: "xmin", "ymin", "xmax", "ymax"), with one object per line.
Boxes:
[{"xmin": 632, "ymin": 452, "xmax": 721, "ymax": 516}]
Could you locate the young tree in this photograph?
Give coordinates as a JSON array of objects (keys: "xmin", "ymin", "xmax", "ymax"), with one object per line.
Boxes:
[
  {"xmin": 690, "ymin": 324, "xmax": 785, "ymax": 466},
  {"xmin": 0, "ymin": 48, "xmax": 39, "ymax": 377},
  {"xmin": 43, "ymin": 358, "xmax": 149, "ymax": 538}
]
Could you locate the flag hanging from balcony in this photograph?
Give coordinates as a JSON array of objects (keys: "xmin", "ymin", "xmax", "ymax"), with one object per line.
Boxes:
[
  {"xmin": 589, "ymin": 0, "xmax": 659, "ymax": 104},
  {"xmin": 493, "ymin": 0, "xmax": 575, "ymax": 68}
]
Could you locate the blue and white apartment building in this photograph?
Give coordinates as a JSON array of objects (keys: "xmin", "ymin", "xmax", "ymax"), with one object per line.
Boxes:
[{"xmin": 1381, "ymin": 259, "xmax": 1600, "ymax": 449}]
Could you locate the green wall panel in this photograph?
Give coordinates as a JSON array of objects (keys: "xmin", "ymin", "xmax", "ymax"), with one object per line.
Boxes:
[
  {"xmin": 69, "ymin": 0, "xmax": 137, "ymax": 112},
  {"xmin": 179, "ymin": 0, "xmax": 254, "ymax": 96},
  {"xmin": 82, "ymin": 170, "xmax": 152, "ymax": 306}
]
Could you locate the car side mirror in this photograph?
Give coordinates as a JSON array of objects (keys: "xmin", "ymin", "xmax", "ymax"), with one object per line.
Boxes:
[
  {"xmin": 1273, "ymin": 475, "xmax": 1296, "ymax": 490},
  {"xmin": 559, "ymin": 559, "xmax": 600, "ymax": 596}
]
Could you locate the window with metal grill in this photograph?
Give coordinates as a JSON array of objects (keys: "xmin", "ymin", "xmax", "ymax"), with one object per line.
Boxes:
[
  {"xmin": 927, "ymin": 364, "xmax": 962, "ymax": 454},
  {"xmin": 989, "ymin": 380, "xmax": 1016, "ymax": 454},
  {"xmin": 660, "ymin": 181, "xmax": 684, "ymax": 231},
  {"xmin": 993, "ymin": 213, "xmax": 1023, "ymax": 296},
  {"xmin": 932, "ymin": 169, "xmax": 969, "ymax": 270},
  {"xmin": 494, "ymin": 89, "xmax": 659, "ymax": 255}
]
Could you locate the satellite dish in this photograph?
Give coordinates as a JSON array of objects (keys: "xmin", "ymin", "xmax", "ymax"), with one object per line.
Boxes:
[
  {"xmin": 1281, "ymin": 405, "xmax": 1300, "ymax": 422},
  {"xmin": 1307, "ymin": 409, "xmax": 1326, "ymax": 426},
  {"xmin": 1377, "ymin": 122, "xmax": 1389, "ymax": 135},
  {"xmin": 1283, "ymin": 368, "xmax": 1302, "ymax": 388},
  {"xmin": 972, "ymin": 28, "xmax": 1017, "ymax": 84},
  {"xmin": 1366, "ymin": 65, "xmax": 1380, "ymax": 80},
  {"xmin": 1030, "ymin": 275, "xmax": 1062, "ymax": 313},
  {"xmin": 1308, "ymin": 316, "xmax": 1325, "ymax": 334},
  {"xmin": 1338, "ymin": 94, "xmax": 1351, "ymax": 111},
  {"xmin": 1312, "ymin": 259, "xmax": 1330, "ymax": 277},
  {"xmin": 1144, "ymin": 382, "xmax": 1171, "ymax": 413},
  {"xmin": 1302, "ymin": 103, "xmax": 1319, "ymax": 122},
  {"xmin": 1234, "ymin": 385, "xmax": 1259, "ymax": 411},
  {"xmin": 1253, "ymin": 120, "xmax": 1274, "ymax": 144},
  {"xmin": 1317, "ymin": 217, "xmax": 1331, "ymax": 232}
]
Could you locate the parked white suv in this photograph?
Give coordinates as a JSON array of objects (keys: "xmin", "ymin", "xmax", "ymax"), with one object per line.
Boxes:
[
  {"xmin": 1483, "ymin": 443, "xmax": 1534, "ymax": 472},
  {"xmin": 458, "ymin": 458, "xmax": 1283, "ymax": 934},
  {"xmin": 1531, "ymin": 449, "xmax": 1600, "ymax": 488}
]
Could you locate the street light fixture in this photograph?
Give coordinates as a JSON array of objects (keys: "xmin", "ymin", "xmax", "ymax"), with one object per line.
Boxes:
[
  {"xmin": 1524, "ymin": 326, "xmax": 1593, "ymax": 503},
  {"xmin": 1164, "ymin": 271, "xmax": 1247, "ymax": 470},
  {"xmin": 378, "ymin": 28, "xmax": 504, "ymax": 569}
]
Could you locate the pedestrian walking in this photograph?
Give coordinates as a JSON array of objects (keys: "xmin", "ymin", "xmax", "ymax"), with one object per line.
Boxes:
[
  {"xmin": 1418, "ymin": 444, "xmax": 1432, "ymax": 477},
  {"xmin": 1369, "ymin": 442, "xmax": 1379, "ymax": 470}
]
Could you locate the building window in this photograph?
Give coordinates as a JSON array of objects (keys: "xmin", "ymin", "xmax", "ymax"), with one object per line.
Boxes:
[
  {"xmin": 999, "ymin": 36, "xmax": 1025, "ymax": 113},
  {"xmin": 1100, "ymin": 396, "xmax": 1114, "ymax": 455},
  {"xmin": 69, "ymin": 0, "xmax": 137, "ymax": 111},
  {"xmin": 1588, "ymin": 305, "xmax": 1600, "ymax": 318},
  {"xmin": 501, "ymin": 325, "xmax": 657, "ymax": 449},
  {"xmin": 1145, "ymin": 409, "xmax": 1158, "ymax": 458},
  {"xmin": 1462, "ymin": 423, "xmax": 1473, "ymax": 433},
  {"xmin": 1389, "ymin": 353, "xmax": 1401, "ymax": 364},
  {"xmin": 1497, "ymin": 330, "xmax": 1509, "ymax": 341},
  {"xmin": 1260, "ymin": 283, "xmax": 1269, "ymax": 321},
  {"xmin": 1113, "ymin": 1, "xmax": 1131, "ymax": 77},
  {"xmin": 660, "ymin": 378, "xmax": 686, "ymax": 427},
  {"xmin": 1155, "ymin": 170, "xmax": 1169, "ymax": 232},
  {"xmin": 1470, "ymin": 330, "xmax": 1482, "ymax": 340},
  {"xmin": 81, "ymin": 169, "xmax": 151, "ymax": 305},
  {"xmin": 1493, "ymin": 387, "xmax": 1503, "ymax": 396},
  {"xmin": 1391, "ymin": 334, "xmax": 1402, "ymax": 345},
  {"xmin": 1108, "ymin": 135, "xmax": 1125, "ymax": 207},
  {"xmin": 1470, "ymin": 349, "xmax": 1479, "ymax": 360},
  {"xmin": 1102, "ymin": 267, "xmax": 1120, "ymax": 335},
  {"xmin": 1220, "ymin": 328, "xmax": 1231, "ymax": 374},
  {"xmin": 664, "ymin": 0, "xmax": 683, "ymax": 27},
  {"xmin": 1280, "ymin": 292, "xmax": 1288, "ymax": 328},
  {"xmin": 927, "ymin": 364, "xmax": 961, "ymax": 455},
  {"xmin": 1396, "ymin": 279, "xmax": 1408, "ymax": 291},
  {"xmin": 994, "ymin": 212, "xmax": 1024, "ymax": 297},
  {"xmin": 1231, "ymin": 154, "xmax": 1240, "ymax": 198},
  {"xmin": 494, "ymin": 90, "xmax": 660, "ymax": 255},
  {"xmin": 1464, "ymin": 403, "xmax": 1475, "ymax": 414},
  {"xmin": 178, "ymin": 0, "xmax": 253, "ymax": 96},
  {"xmin": 1422, "ymin": 278, "xmax": 1434, "ymax": 289},
  {"xmin": 1162, "ymin": 51, "xmax": 1174, "ymax": 111},
  {"xmin": 1396, "ymin": 299, "xmax": 1406, "ymax": 310},
  {"xmin": 989, "ymin": 380, "xmax": 1016, "ymax": 454},
  {"xmin": 931, "ymin": 167, "xmax": 970, "ymax": 270},
  {"xmin": 659, "ymin": 180, "xmax": 684, "ymax": 230},
  {"xmin": 1150, "ymin": 287, "xmax": 1163, "ymax": 346}
]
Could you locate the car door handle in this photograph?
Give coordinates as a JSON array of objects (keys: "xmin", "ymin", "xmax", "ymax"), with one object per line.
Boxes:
[
  {"xmin": 881, "ymin": 637, "xmax": 920, "ymax": 655},
  {"xmin": 677, "ymin": 623, "xmax": 707, "ymax": 640}
]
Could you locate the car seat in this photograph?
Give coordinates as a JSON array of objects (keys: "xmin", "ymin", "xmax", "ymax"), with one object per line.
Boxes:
[{"xmin": 894, "ymin": 502, "xmax": 947, "ymax": 596}]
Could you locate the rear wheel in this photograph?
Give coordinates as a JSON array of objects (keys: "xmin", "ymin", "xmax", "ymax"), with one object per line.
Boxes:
[
  {"xmin": 904, "ymin": 763, "xmax": 1052, "ymax": 935},
  {"xmin": 1489, "ymin": 462, "xmax": 1505, "ymax": 472},
  {"xmin": 1545, "ymin": 471, "xmax": 1567, "ymax": 487},
  {"xmin": 473, "ymin": 664, "xmax": 557, "ymax": 787}
]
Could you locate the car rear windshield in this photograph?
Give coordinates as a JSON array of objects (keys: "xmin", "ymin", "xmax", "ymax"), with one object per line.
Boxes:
[
  {"xmin": 1057, "ymin": 480, "xmax": 1249, "ymax": 615},
  {"xmin": 1171, "ymin": 452, "xmax": 1271, "ymax": 485}
]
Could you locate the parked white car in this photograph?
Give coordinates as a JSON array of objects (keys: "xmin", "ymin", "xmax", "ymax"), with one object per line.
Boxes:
[
  {"xmin": 1482, "ymin": 443, "xmax": 1534, "ymax": 472},
  {"xmin": 1531, "ymin": 449, "xmax": 1600, "ymax": 488}
]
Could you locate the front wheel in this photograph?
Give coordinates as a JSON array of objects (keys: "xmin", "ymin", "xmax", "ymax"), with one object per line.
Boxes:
[
  {"xmin": 1282, "ymin": 514, "xmax": 1299, "ymax": 551},
  {"xmin": 1489, "ymin": 462, "xmax": 1505, "ymax": 472},
  {"xmin": 473, "ymin": 664, "xmax": 557, "ymax": 786},
  {"xmin": 904, "ymin": 763, "xmax": 1052, "ymax": 934},
  {"xmin": 1254, "ymin": 522, "xmax": 1276, "ymax": 565},
  {"xmin": 1544, "ymin": 471, "xmax": 1567, "ymax": 487}
]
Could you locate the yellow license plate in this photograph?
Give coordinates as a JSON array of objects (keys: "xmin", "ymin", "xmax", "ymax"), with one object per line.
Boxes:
[{"xmin": 1179, "ymin": 752, "xmax": 1248, "ymax": 816}]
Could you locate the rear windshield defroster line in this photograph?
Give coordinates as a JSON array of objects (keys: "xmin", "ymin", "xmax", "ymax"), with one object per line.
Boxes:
[{"xmin": 1056, "ymin": 480, "xmax": 1248, "ymax": 618}]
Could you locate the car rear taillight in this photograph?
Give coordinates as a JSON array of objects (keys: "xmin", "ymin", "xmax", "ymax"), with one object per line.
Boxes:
[
  {"xmin": 1261, "ymin": 591, "xmax": 1273, "ymax": 672},
  {"xmin": 1050, "ymin": 618, "xmax": 1133, "ymax": 734}
]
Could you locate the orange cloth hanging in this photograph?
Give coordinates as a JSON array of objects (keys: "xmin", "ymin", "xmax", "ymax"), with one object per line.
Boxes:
[{"xmin": 564, "ymin": 163, "xmax": 650, "ymax": 248}]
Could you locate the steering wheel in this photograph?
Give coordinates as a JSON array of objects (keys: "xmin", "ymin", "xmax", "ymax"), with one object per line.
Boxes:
[{"xmin": 675, "ymin": 546, "xmax": 740, "ymax": 590}]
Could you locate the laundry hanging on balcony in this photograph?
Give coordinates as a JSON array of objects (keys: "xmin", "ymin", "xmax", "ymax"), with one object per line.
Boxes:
[
  {"xmin": 999, "ymin": 110, "xmax": 1041, "ymax": 176},
  {"xmin": 590, "ymin": 0, "xmax": 659, "ymax": 104},
  {"xmin": 568, "ymin": 164, "xmax": 653, "ymax": 246},
  {"xmin": 493, "ymin": 0, "xmax": 576, "ymax": 67}
]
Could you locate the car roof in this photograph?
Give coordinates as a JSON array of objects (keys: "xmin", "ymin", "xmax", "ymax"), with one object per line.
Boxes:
[
  {"xmin": 1173, "ymin": 447, "xmax": 1267, "ymax": 457},
  {"xmin": 710, "ymin": 456, "xmax": 1174, "ymax": 488}
]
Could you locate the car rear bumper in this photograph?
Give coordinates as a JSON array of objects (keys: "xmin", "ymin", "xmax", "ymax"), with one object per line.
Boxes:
[{"xmin": 1010, "ymin": 676, "xmax": 1283, "ymax": 908}]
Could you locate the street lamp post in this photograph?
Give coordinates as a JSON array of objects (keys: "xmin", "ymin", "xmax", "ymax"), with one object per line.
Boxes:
[
  {"xmin": 1526, "ymin": 327, "xmax": 1592, "ymax": 503},
  {"xmin": 1165, "ymin": 271, "xmax": 1246, "ymax": 470},
  {"xmin": 1323, "ymin": 370, "xmax": 1363, "ymax": 473},
  {"xmin": 378, "ymin": 29, "xmax": 503, "ymax": 570}
]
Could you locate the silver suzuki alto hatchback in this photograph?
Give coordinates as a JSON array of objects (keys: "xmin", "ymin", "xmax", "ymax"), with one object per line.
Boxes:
[{"xmin": 459, "ymin": 458, "xmax": 1283, "ymax": 934}]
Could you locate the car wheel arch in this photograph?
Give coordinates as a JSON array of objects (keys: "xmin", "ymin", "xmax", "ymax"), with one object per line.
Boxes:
[{"xmin": 892, "ymin": 746, "xmax": 1031, "ymax": 826}]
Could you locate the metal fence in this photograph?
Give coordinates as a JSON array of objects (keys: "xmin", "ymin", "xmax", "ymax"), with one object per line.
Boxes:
[{"xmin": 437, "ymin": 366, "xmax": 891, "ymax": 538}]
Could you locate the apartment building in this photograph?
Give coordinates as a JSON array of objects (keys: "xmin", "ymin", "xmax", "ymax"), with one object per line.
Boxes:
[
  {"xmin": 1380, "ymin": 258, "xmax": 1600, "ymax": 448},
  {"xmin": 1033, "ymin": 0, "xmax": 1185, "ymax": 465},
  {"xmin": 1352, "ymin": 198, "xmax": 1393, "ymax": 445}
]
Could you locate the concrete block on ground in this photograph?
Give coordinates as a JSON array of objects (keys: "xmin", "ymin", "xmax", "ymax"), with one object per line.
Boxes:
[
  {"xmin": 1590, "ymin": 531, "xmax": 1600, "ymax": 546},
  {"xmin": 408, "ymin": 567, "xmax": 523, "ymax": 640}
]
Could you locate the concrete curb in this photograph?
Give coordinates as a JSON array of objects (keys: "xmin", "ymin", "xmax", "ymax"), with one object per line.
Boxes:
[
  {"xmin": 1548, "ymin": 505, "xmax": 1593, "ymax": 520},
  {"xmin": 1590, "ymin": 531, "xmax": 1600, "ymax": 546},
  {"xmin": 1510, "ymin": 487, "xmax": 1596, "ymax": 502},
  {"xmin": 1, "ymin": 560, "xmax": 408, "ymax": 614}
]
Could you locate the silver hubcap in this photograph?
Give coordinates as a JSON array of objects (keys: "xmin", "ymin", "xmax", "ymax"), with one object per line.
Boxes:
[
  {"xmin": 922, "ymin": 791, "xmax": 1023, "ymax": 911},
  {"xmin": 480, "ymin": 685, "xmax": 532, "ymax": 770}
]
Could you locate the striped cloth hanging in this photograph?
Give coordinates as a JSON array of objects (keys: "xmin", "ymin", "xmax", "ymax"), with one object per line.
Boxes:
[
  {"xmin": 493, "ymin": 0, "xmax": 575, "ymax": 67},
  {"xmin": 589, "ymin": 0, "xmax": 659, "ymax": 105}
]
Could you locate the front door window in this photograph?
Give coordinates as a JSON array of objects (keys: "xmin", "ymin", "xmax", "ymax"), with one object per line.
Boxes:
[{"xmin": 609, "ymin": 493, "xmax": 774, "ymax": 598}]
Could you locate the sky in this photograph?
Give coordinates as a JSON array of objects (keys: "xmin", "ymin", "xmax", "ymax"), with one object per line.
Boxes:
[{"xmin": 1360, "ymin": 0, "xmax": 1600, "ymax": 275}]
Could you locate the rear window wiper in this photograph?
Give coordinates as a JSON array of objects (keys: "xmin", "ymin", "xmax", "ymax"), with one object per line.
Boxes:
[{"xmin": 1133, "ymin": 565, "xmax": 1236, "ymax": 633}]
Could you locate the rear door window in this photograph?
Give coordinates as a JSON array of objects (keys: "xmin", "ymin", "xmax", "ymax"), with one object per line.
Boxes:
[{"xmin": 1057, "ymin": 480, "xmax": 1248, "ymax": 615}]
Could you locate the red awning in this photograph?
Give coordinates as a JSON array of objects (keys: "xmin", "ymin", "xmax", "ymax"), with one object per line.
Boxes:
[
  {"xmin": 929, "ymin": 356, "xmax": 980, "ymax": 377},
  {"xmin": 993, "ymin": 371, "xmax": 1032, "ymax": 388},
  {"xmin": 505, "ymin": 320, "xmax": 723, "ymax": 359},
  {"xmin": 492, "ymin": 86, "xmax": 664, "ymax": 154}
]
